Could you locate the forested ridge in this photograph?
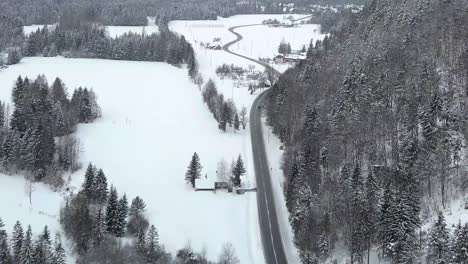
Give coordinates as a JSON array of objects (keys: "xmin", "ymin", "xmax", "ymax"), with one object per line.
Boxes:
[{"xmin": 266, "ymin": 0, "xmax": 468, "ymax": 263}]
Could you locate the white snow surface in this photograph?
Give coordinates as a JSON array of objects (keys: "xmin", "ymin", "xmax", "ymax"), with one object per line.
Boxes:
[{"xmin": 0, "ymin": 57, "xmax": 262, "ymax": 263}]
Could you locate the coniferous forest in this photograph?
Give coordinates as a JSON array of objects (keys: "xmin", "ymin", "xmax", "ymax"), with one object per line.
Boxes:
[
  {"xmin": 0, "ymin": 76, "xmax": 100, "ymax": 187},
  {"xmin": 266, "ymin": 0, "xmax": 468, "ymax": 263}
]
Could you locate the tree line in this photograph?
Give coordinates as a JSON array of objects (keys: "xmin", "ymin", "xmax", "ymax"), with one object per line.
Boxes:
[
  {"xmin": 202, "ymin": 80, "xmax": 248, "ymax": 133},
  {"xmin": 265, "ymin": 0, "xmax": 468, "ymax": 263},
  {"xmin": 24, "ymin": 24, "xmax": 197, "ymax": 74},
  {"xmin": 0, "ymin": 0, "xmax": 256, "ymax": 27},
  {"xmin": 0, "ymin": 218, "xmax": 66, "ymax": 264},
  {"xmin": 0, "ymin": 76, "xmax": 100, "ymax": 188}
]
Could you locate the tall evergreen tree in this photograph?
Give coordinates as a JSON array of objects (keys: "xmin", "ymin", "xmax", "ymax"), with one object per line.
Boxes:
[
  {"xmin": 0, "ymin": 237, "xmax": 11, "ymax": 264},
  {"xmin": 116, "ymin": 194, "xmax": 128, "ymax": 238},
  {"xmin": 231, "ymin": 155, "xmax": 246, "ymax": 187},
  {"xmin": 52, "ymin": 243, "xmax": 66, "ymax": 264},
  {"xmin": 20, "ymin": 225, "xmax": 32, "ymax": 264},
  {"xmin": 12, "ymin": 221, "xmax": 24, "ymax": 262},
  {"xmin": 185, "ymin": 152, "xmax": 202, "ymax": 188},
  {"xmin": 82, "ymin": 163, "xmax": 96, "ymax": 199},
  {"xmin": 93, "ymin": 209, "xmax": 106, "ymax": 246},
  {"xmin": 105, "ymin": 186, "xmax": 120, "ymax": 236},
  {"xmin": 427, "ymin": 212, "xmax": 450, "ymax": 264},
  {"xmin": 94, "ymin": 168, "xmax": 108, "ymax": 204},
  {"xmin": 146, "ymin": 225, "xmax": 160, "ymax": 263},
  {"xmin": 234, "ymin": 113, "xmax": 240, "ymax": 131}
]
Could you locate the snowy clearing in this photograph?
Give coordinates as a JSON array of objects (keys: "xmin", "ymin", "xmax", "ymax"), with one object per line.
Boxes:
[{"xmin": 0, "ymin": 57, "xmax": 262, "ymax": 263}]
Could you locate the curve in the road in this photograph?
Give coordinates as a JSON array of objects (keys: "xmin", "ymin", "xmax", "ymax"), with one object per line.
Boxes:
[{"xmin": 223, "ymin": 25, "xmax": 287, "ymax": 264}]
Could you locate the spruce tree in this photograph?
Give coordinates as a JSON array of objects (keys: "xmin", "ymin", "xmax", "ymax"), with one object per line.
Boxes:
[
  {"xmin": 234, "ymin": 113, "xmax": 240, "ymax": 131},
  {"xmin": 93, "ymin": 209, "xmax": 106, "ymax": 246},
  {"xmin": 82, "ymin": 163, "xmax": 96, "ymax": 200},
  {"xmin": 129, "ymin": 196, "xmax": 146, "ymax": 217},
  {"xmin": 146, "ymin": 225, "xmax": 159, "ymax": 263},
  {"xmin": 12, "ymin": 221, "xmax": 24, "ymax": 261},
  {"xmin": 105, "ymin": 186, "xmax": 120, "ymax": 236},
  {"xmin": 451, "ymin": 223, "xmax": 468, "ymax": 263},
  {"xmin": 427, "ymin": 212, "xmax": 450, "ymax": 264},
  {"xmin": 52, "ymin": 243, "xmax": 66, "ymax": 264},
  {"xmin": 0, "ymin": 217, "xmax": 6, "ymax": 241},
  {"xmin": 20, "ymin": 225, "xmax": 32, "ymax": 264},
  {"xmin": 94, "ymin": 169, "xmax": 108, "ymax": 204},
  {"xmin": 0, "ymin": 237, "xmax": 10, "ymax": 264},
  {"xmin": 185, "ymin": 152, "xmax": 202, "ymax": 188},
  {"xmin": 127, "ymin": 196, "xmax": 149, "ymax": 235},
  {"xmin": 39, "ymin": 225, "xmax": 52, "ymax": 262},
  {"xmin": 116, "ymin": 194, "xmax": 128, "ymax": 238},
  {"xmin": 135, "ymin": 228, "xmax": 146, "ymax": 257},
  {"xmin": 231, "ymin": 155, "xmax": 246, "ymax": 187},
  {"xmin": 79, "ymin": 88, "xmax": 92, "ymax": 123}
]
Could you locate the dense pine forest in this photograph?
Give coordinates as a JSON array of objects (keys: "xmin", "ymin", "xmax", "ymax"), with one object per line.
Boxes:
[
  {"xmin": 265, "ymin": 0, "xmax": 468, "ymax": 263},
  {"xmin": 0, "ymin": 76, "xmax": 100, "ymax": 188}
]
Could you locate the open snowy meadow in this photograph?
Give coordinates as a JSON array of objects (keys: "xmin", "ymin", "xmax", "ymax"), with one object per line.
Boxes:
[{"xmin": 0, "ymin": 57, "xmax": 262, "ymax": 263}]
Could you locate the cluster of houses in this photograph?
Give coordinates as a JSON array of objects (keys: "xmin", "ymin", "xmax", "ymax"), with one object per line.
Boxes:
[
  {"xmin": 200, "ymin": 37, "xmax": 223, "ymax": 50},
  {"xmin": 273, "ymin": 53, "xmax": 307, "ymax": 63}
]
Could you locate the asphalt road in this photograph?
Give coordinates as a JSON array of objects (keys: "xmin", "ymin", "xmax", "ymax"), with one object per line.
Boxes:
[{"xmin": 223, "ymin": 25, "xmax": 287, "ymax": 264}]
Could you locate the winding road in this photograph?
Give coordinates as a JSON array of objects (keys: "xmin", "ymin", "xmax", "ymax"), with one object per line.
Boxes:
[{"xmin": 223, "ymin": 25, "xmax": 287, "ymax": 264}]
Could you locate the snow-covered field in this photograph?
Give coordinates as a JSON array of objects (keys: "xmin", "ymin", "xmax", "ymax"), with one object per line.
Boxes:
[
  {"xmin": 231, "ymin": 24, "xmax": 323, "ymax": 58},
  {"xmin": 0, "ymin": 57, "xmax": 262, "ymax": 263},
  {"xmin": 170, "ymin": 15, "xmax": 326, "ymax": 74}
]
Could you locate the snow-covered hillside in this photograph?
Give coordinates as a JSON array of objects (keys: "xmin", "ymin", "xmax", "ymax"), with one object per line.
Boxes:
[{"xmin": 0, "ymin": 57, "xmax": 262, "ymax": 263}]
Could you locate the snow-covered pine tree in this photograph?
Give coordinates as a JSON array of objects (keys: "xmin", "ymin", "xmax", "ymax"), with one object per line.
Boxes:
[
  {"xmin": 364, "ymin": 167, "xmax": 379, "ymax": 262},
  {"xmin": 95, "ymin": 169, "xmax": 108, "ymax": 204},
  {"xmin": 12, "ymin": 221, "xmax": 24, "ymax": 261},
  {"xmin": 105, "ymin": 186, "xmax": 120, "ymax": 236},
  {"xmin": 0, "ymin": 101, "xmax": 5, "ymax": 129},
  {"xmin": 451, "ymin": 223, "xmax": 468, "ymax": 263},
  {"xmin": 285, "ymin": 162, "xmax": 300, "ymax": 213},
  {"xmin": 79, "ymin": 88, "xmax": 92, "ymax": 123},
  {"xmin": 116, "ymin": 194, "xmax": 128, "ymax": 238},
  {"xmin": 146, "ymin": 225, "xmax": 160, "ymax": 263},
  {"xmin": 12, "ymin": 76, "xmax": 24, "ymax": 107},
  {"xmin": 129, "ymin": 196, "xmax": 146, "ymax": 217},
  {"xmin": 52, "ymin": 242, "xmax": 66, "ymax": 264},
  {"xmin": 0, "ymin": 218, "xmax": 5, "ymax": 241},
  {"xmin": 231, "ymin": 155, "xmax": 246, "ymax": 187},
  {"xmin": 240, "ymin": 106, "xmax": 248, "ymax": 129},
  {"xmin": 40, "ymin": 225, "xmax": 52, "ymax": 262},
  {"xmin": 93, "ymin": 209, "xmax": 106, "ymax": 246},
  {"xmin": 185, "ymin": 152, "xmax": 202, "ymax": 188},
  {"xmin": 427, "ymin": 212, "xmax": 450, "ymax": 264},
  {"xmin": 127, "ymin": 196, "xmax": 149, "ymax": 235},
  {"xmin": 20, "ymin": 225, "xmax": 33, "ymax": 264},
  {"xmin": 234, "ymin": 113, "xmax": 240, "ymax": 132},
  {"xmin": 0, "ymin": 236, "xmax": 10, "ymax": 264},
  {"xmin": 135, "ymin": 228, "xmax": 147, "ymax": 257},
  {"xmin": 82, "ymin": 163, "xmax": 96, "ymax": 200}
]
